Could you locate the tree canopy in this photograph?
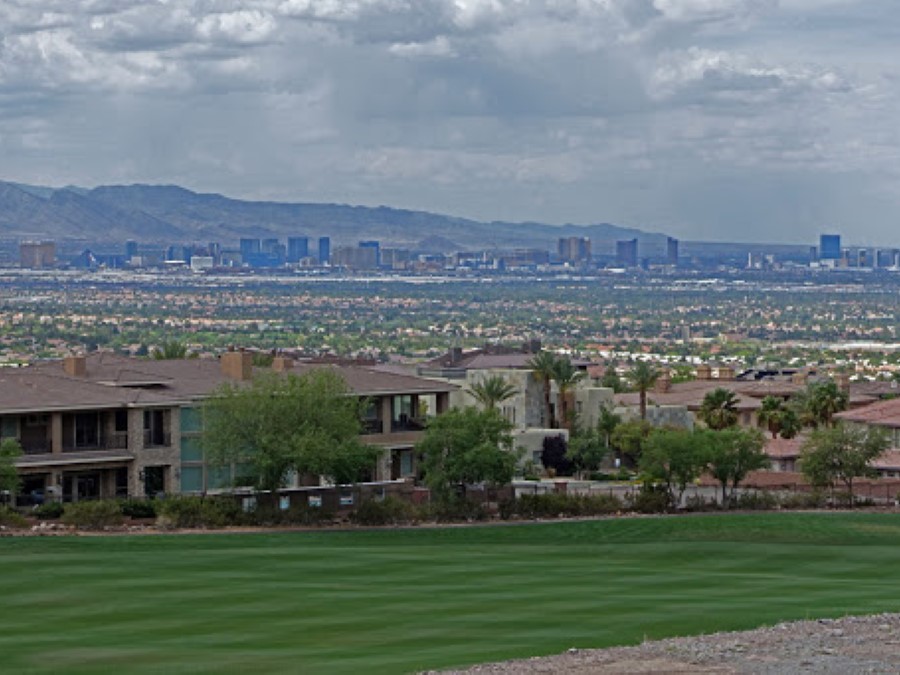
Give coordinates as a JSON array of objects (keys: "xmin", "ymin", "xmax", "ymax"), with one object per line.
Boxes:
[
  {"xmin": 698, "ymin": 387, "xmax": 739, "ymax": 430},
  {"xmin": 800, "ymin": 423, "xmax": 889, "ymax": 503},
  {"xmin": 0, "ymin": 438, "xmax": 22, "ymax": 497},
  {"xmin": 203, "ymin": 369, "xmax": 379, "ymax": 492},
  {"xmin": 416, "ymin": 407, "xmax": 517, "ymax": 501},
  {"xmin": 705, "ymin": 427, "xmax": 768, "ymax": 504},
  {"xmin": 626, "ymin": 362, "xmax": 659, "ymax": 420},
  {"xmin": 469, "ymin": 375, "xmax": 518, "ymax": 411}
]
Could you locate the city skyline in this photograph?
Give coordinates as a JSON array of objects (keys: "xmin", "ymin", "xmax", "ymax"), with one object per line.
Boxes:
[{"xmin": 1, "ymin": 2, "xmax": 899, "ymax": 244}]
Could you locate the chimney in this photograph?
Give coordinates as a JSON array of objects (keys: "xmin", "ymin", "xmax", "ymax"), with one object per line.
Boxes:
[
  {"xmin": 834, "ymin": 372, "xmax": 851, "ymax": 395},
  {"xmin": 449, "ymin": 347, "xmax": 463, "ymax": 365},
  {"xmin": 221, "ymin": 350, "xmax": 252, "ymax": 381},
  {"xmin": 654, "ymin": 370, "xmax": 672, "ymax": 393},
  {"xmin": 791, "ymin": 370, "xmax": 808, "ymax": 386},
  {"xmin": 717, "ymin": 366, "xmax": 735, "ymax": 381},
  {"xmin": 272, "ymin": 356, "xmax": 294, "ymax": 372},
  {"xmin": 64, "ymin": 355, "xmax": 86, "ymax": 377},
  {"xmin": 696, "ymin": 364, "xmax": 712, "ymax": 380}
]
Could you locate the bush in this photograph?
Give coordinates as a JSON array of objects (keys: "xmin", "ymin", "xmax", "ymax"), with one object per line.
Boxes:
[
  {"xmin": 733, "ymin": 491, "xmax": 779, "ymax": 511},
  {"xmin": 0, "ymin": 505, "xmax": 27, "ymax": 528},
  {"xmin": 33, "ymin": 501, "xmax": 65, "ymax": 520},
  {"xmin": 682, "ymin": 495, "xmax": 719, "ymax": 512},
  {"xmin": 427, "ymin": 498, "xmax": 488, "ymax": 523},
  {"xmin": 511, "ymin": 492, "xmax": 623, "ymax": 519},
  {"xmin": 61, "ymin": 501, "xmax": 124, "ymax": 530},
  {"xmin": 351, "ymin": 497, "xmax": 419, "ymax": 526},
  {"xmin": 119, "ymin": 499, "xmax": 157, "ymax": 519},
  {"xmin": 627, "ymin": 483, "xmax": 671, "ymax": 514},
  {"xmin": 779, "ymin": 491, "xmax": 827, "ymax": 509},
  {"xmin": 243, "ymin": 503, "xmax": 334, "ymax": 527},
  {"xmin": 157, "ymin": 496, "xmax": 241, "ymax": 529}
]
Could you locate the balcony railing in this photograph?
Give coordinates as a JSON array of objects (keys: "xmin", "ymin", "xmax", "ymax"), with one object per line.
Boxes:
[
  {"xmin": 63, "ymin": 432, "xmax": 131, "ymax": 453},
  {"xmin": 143, "ymin": 431, "xmax": 172, "ymax": 448},
  {"xmin": 361, "ymin": 419, "xmax": 383, "ymax": 434},
  {"xmin": 21, "ymin": 441, "xmax": 51, "ymax": 455},
  {"xmin": 391, "ymin": 416, "xmax": 426, "ymax": 433}
]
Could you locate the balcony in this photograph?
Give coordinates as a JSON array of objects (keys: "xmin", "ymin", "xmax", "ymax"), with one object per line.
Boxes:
[
  {"xmin": 391, "ymin": 416, "xmax": 426, "ymax": 433},
  {"xmin": 63, "ymin": 432, "xmax": 130, "ymax": 453},
  {"xmin": 361, "ymin": 419, "xmax": 383, "ymax": 435},
  {"xmin": 143, "ymin": 431, "xmax": 172, "ymax": 448},
  {"xmin": 21, "ymin": 441, "xmax": 51, "ymax": 455}
]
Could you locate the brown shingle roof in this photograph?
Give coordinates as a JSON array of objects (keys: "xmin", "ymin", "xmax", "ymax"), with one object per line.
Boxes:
[{"xmin": 836, "ymin": 397, "xmax": 900, "ymax": 428}]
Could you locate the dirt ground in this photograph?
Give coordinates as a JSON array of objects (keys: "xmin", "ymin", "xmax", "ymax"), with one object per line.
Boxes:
[{"xmin": 442, "ymin": 614, "xmax": 900, "ymax": 674}]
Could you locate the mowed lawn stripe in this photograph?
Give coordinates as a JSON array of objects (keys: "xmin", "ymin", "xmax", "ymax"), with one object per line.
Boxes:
[{"xmin": 2, "ymin": 513, "xmax": 900, "ymax": 674}]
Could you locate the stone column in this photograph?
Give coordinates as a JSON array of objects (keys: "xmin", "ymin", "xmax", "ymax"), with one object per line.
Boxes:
[{"xmin": 50, "ymin": 413, "xmax": 63, "ymax": 455}]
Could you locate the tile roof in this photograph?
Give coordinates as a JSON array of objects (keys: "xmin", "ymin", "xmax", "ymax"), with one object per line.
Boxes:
[{"xmin": 835, "ymin": 397, "xmax": 900, "ymax": 428}]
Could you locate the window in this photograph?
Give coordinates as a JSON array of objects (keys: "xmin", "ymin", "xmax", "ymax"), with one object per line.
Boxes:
[
  {"xmin": 74, "ymin": 413, "xmax": 99, "ymax": 448},
  {"xmin": 0, "ymin": 416, "xmax": 17, "ymax": 438},
  {"xmin": 114, "ymin": 410, "xmax": 128, "ymax": 433},
  {"xmin": 180, "ymin": 407, "xmax": 203, "ymax": 434},
  {"xmin": 180, "ymin": 466, "xmax": 203, "ymax": 493},
  {"xmin": 180, "ymin": 436, "xmax": 203, "ymax": 462},
  {"xmin": 208, "ymin": 465, "xmax": 232, "ymax": 490}
]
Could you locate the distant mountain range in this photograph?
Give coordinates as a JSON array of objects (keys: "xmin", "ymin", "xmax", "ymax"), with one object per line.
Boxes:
[{"xmin": 0, "ymin": 180, "xmax": 667, "ymax": 253}]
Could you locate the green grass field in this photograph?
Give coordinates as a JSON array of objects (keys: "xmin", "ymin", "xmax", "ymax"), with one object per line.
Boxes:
[{"xmin": 3, "ymin": 512, "xmax": 900, "ymax": 674}]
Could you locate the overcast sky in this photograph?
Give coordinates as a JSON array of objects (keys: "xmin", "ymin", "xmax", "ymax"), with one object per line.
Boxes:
[{"xmin": 1, "ymin": 1, "xmax": 898, "ymax": 244}]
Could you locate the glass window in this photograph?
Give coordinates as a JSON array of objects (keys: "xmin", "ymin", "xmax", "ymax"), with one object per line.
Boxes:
[
  {"xmin": 400, "ymin": 450, "xmax": 413, "ymax": 476},
  {"xmin": 181, "ymin": 407, "xmax": 203, "ymax": 433},
  {"xmin": 180, "ymin": 436, "xmax": 203, "ymax": 462},
  {"xmin": 180, "ymin": 466, "xmax": 203, "ymax": 493},
  {"xmin": 208, "ymin": 465, "xmax": 232, "ymax": 490},
  {"xmin": 0, "ymin": 416, "xmax": 17, "ymax": 438}
]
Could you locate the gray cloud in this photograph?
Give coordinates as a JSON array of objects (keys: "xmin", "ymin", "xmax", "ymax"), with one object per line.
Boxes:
[{"xmin": 0, "ymin": 0, "xmax": 899, "ymax": 243}]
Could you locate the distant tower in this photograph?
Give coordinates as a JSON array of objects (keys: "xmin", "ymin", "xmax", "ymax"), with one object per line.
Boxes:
[
  {"xmin": 666, "ymin": 237, "xmax": 679, "ymax": 266},
  {"xmin": 557, "ymin": 237, "xmax": 591, "ymax": 263},
  {"xmin": 615, "ymin": 238, "xmax": 638, "ymax": 267},
  {"xmin": 287, "ymin": 237, "xmax": 309, "ymax": 263},
  {"xmin": 819, "ymin": 234, "xmax": 841, "ymax": 261},
  {"xmin": 318, "ymin": 237, "xmax": 331, "ymax": 264},
  {"xmin": 240, "ymin": 238, "xmax": 261, "ymax": 257},
  {"xmin": 19, "ymin": 241, "xmax": 56, "ymax": 269},
  {"xmin": 125, "ymin": 240, "xmax": 139, "ymax": 258},
  {"xmin": 359, "ymin": 240, "xmax": 381, "ymax": 267}
]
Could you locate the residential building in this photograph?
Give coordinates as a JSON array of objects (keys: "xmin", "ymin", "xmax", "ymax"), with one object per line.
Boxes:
[{"xmin": 1, "ymin": 352, "xmax": 456, "ymax": 503}]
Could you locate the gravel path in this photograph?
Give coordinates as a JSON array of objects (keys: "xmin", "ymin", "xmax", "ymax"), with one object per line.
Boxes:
[{"xmin": 441, "ymin": 613, "xmax": 900, "ymax": 674}]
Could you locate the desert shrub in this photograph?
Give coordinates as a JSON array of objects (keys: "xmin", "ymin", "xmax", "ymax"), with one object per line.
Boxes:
[
  {"xmin": 779, "ymin": 491, "xmax": 827, "ymax": 509},
  {"xmin": 33, "ymin": 501, "xmax": 65, "ymax": 520},
  {"xmin": 512, "ymin": 492, "xmax": 623, "ymax": 519},
  {"xmin": 682, "ymin": 495, "xmax": 719, "ymax": 512},
  {"xmin": 733, "ymin": 491, "xmax": 779, "ymax": 511},
  {"xmin": 61, "ymin": 501, "xmax": 124, "ymax": 530},
  {"xmin": 157, "ymin": 496, "xmax": 241, "ymax": 528},
  {"xmin": 119, "ymin": 499, "xmax": 157, "ymax": 519},
  {"xmin": 427, "ymin": 498, "xmax": 488, "ymax": 522},
  {"xmin": 243, "ymin": 503, "xmax": 334, "ymax": 527},
  {"xmin": 627, "ymin": 483, "xmax": 671, "ymax": 514},
  {"xmin": 498, "ymin": 497, "xmax": 518, "ymax": 520},
  {"xmin": 351, "ymin": 497, "xmax": 419, "ymax": 526},
  {"xmin": 0, "ymin": 505, "xmax": 27, "ymax": 528}
]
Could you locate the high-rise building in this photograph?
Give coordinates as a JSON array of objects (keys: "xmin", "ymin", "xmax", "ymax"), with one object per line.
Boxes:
[
  {"xmin": 318, "ymin": 237, "xmax": 331, "ymax": 264},
  {"xmin": 359, "ymin": 240, "xmax": 381, "ymax": 267},
  {"xmin": 820, "ymin": 234, "xmax": 841, "ymax": 260},
  {"xmin": 616, "ymin": 238, "xmax": 638, "ymax": 267},
  {"xmin": 287, "ymin": 237, "xmax": 309, "ymax": 263},
  {"xmin": 240, "ymin": 238, "xmax": 261, "ymax": 257},
  {"xmin": 19, "ymin": 241, "xmax": 56, "ymax": 269},
  {"xmin": 666, "ymin": 237, "xmax": 679, "ymax": 266},
  {"xmin": 125, "ymin": 240, "xmax": 139, "ymax": 258},
  {"xmin": 557, "ymin": 237, "xmax": 591, "ymax": 263}
]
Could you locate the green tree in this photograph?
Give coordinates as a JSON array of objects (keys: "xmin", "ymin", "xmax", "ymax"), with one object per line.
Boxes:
[
  {"xmin": 416, "ymin": 407, "xmax": 517, "ymax": 502},
  {"xmin": 0, "ymin": 438, "xmax": 22, "ymax": 499},
  {"xmin": 151, "ymin": 340, "xmax": 190, "ymax": 360},
  {"xmin": 528, "ymin": 351, "xmax": 559, "ymax": 428},
  {"xmin": 597, "ymin": 406, "xmax": 622, "ymax": 449},
  {"xmin": 805, "ymin": 380, "xmax": 849, "ymax": 428},
  {"xmin": 469, "ymin": 375, "xmax": 518, "ymax": 411},
  {"xmin": 551, "ymin": 356, "xmax": 585, "ymax": 430},
  {"xmin": 640, "ymin": 428, "xmax": 710, "ymax": 507},
  {"xmin": 567, "ymin": 425, "xmax": 608, "ymax": 478},
  {"xmin": 705, "ymin": 427, "xmax": 768, "ymax": 505},
  {"xmin": 626, "ymin": 362, "xmax": 659, "ymax": 420},
  {"xmin": 757, "ymin": 396, "xmax": 785, "ymax": 439},
  {"xmin": 203, "ymin": 370, "xmax": 379, "ymax": 494},
  {"xmin": 610, "ymin": 419, "xmax": 653, "ymax": 466},
  {"xmin": 599, "ymin": 364, "xmax": 624, "ymax": 393},
  {"xmin": 698, "ymin": 387, "xmax": 739, "ymax": 430},
  {"xmin": 800, "ymin": 423, "xmax": 889, "ymax": 504}
]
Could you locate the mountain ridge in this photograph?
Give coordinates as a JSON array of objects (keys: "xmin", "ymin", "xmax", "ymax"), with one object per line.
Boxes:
[{"xmin": 0, "ymin": 180, "xmax": 667, "ymax": 251}]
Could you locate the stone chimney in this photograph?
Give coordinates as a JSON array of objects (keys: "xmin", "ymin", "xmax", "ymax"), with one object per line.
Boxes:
[
  {"xmin": 834, "ymin": 372, "xmax": 851, "ymax": 394},
  {"xmin": 272, "ymin": 356, "xmax": 294, "ymax": 372},
  {"xmin": 717, "ymin": 366, "xmax": 735, "ymax": 381},
  {"xmin": 64, "ymin": 355, "xmax": 86, "ymax": 377},
  {"xmin": 791, "ymin": 370, "xmax": 808, "ymax": 386},
  {"xmin": 449, "ymin": 347, "xmax": 463, "ymax": 365},
  {"xmin": 654, "ymin": 370, "xmax": 672, "ymax": 393},
  {"xmin": 221, "ymin": 350, "xmax": 252, "ymax": 381},
  {"xmin": 696, "ymin": 364, "xmax": 712, "ymax": 380}
]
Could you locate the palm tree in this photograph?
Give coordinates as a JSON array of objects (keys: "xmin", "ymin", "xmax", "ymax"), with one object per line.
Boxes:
[
  {"xmin": 528, "ymin": 351, "xmax": 560, "ymax": 428},
  {"xmin": 626, "ymin": 361, "xmax": 659, "ymax": 420},
  {"xmin": 699, "ymin": 387, "xmax": 739, "ymax": 430},
  {"xmin": 597, "ymin": 405, "xmax": 622, "ymax": 448},
  {"xmin": 469, "ymin": 375, "xmax": 518, "ymax": 411},
  {"xmin": 807, "ymin": 380, "xmax": 849, "ymax": 428},
  {"xmin": 151, "ymin": 340, "xmax": 189, "ymax": 360},
  {"xmin": 551, "ymin": 356, "xmax": 586, "ymax": 430},
  {"xmin": 757, "ymin": 396, "xmax": 784, "ymax": 439}
]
